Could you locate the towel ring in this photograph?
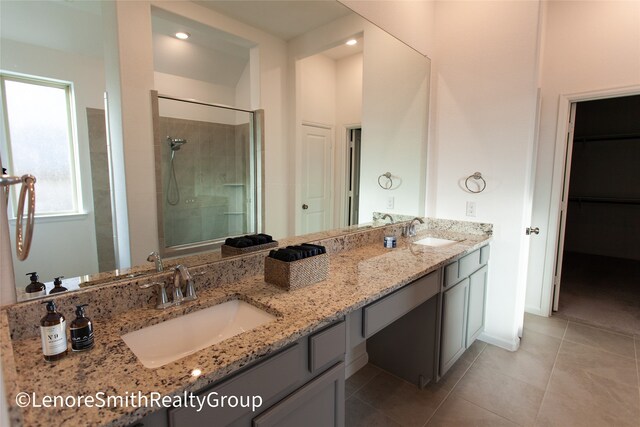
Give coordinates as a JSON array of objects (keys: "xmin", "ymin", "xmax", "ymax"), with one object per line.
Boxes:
[
  {"xmin": 15, "ymin": 175, "xmax": 36, "ymax": 260},
  {"xmin": 465, "ymin": 172, "xmax": 486, "ymax": 193},
  {"xmin": 378, "ymin": 172, "xmax": 393, "ymax": 190}
]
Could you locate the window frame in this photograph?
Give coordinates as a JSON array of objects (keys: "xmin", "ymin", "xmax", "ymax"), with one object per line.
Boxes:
[{"xmin": 0, "ymin": 72, "xmax": 84, "ymax": 218}]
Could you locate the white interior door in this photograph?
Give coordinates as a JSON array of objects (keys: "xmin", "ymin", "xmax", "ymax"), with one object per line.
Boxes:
[
  {"xmin": 551, "ymin": 103, "xmax": 577, "ymax": 311},
  {"xmin": 300, "ymin": 124, "xmax": 333, "ymax": 234}
]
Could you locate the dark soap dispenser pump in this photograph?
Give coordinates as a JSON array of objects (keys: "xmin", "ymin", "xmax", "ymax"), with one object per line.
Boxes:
[
  {"xmin": 25, "ymin": 272, "xmax": 46, "ymax": 298},
  {"xmin": 40, "ymin": 300, "xmax": 68, "ymax": 362},
  {"xmin": 49, "ymin": 276, "xmax": 68, "ymax": 294},
  {"xmin": 70, "ymin": 304, "xmax": 94, "ymax": 352}
]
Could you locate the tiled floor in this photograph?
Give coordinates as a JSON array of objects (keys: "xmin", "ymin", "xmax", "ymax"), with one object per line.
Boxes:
[
  {"xmin": 345, "ymin": 313, "xmax": 640, "ymax": 426},
  {"xmin": 556, "ymin": 252, "xmax": 640, "ymax": 336}
]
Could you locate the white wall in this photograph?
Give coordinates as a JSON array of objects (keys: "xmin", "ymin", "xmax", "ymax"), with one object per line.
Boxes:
[
  {"xmin": 154, "ymin": 71, "xmax": 238, "ymax": 123},
  {"xmin": 340, "ymin": 0, "xmax": 435, "ymax": 58},
  {"xmin": 359, "ymin": 25, "xmax": 430, "ymax": 223},
  {"xmin": 0, "ymin": 39, "xmax": 102, "ymax": 283},
  {"xmin": 299, "ymin": 54, "xmax": 337, "ymax": 125},
  {"xmin": 335, "ymin": 53, "xmax": 363, "ymax": 225},
  {"xmin": 429, "ymin": 1, "xmax": 540, "ymax": 349},
  {"xmin": 525, "ymin": 0, "xmax": 640, "ymax": 314}
]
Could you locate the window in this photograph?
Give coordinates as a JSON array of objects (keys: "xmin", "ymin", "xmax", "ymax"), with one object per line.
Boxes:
[{"xmin": 0, "ymin": 73, "xmax": 81, "ymax": 216}]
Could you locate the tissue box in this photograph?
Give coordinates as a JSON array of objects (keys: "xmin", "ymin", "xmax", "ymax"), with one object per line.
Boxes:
[
  {"xmin": 221, "ymin": 241, "xmax": 278, "ymax": 257},
  {"xmin": 264, "ymin": 253, "xmax": 329, "ymax": 290}
]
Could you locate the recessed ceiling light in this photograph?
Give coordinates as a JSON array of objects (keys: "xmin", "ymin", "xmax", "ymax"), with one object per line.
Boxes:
[
  {"xmin": 345, "ymin": 39, "xmax": 357, "ymax": 46},
  {"xmin": 175, "ymin": 32, "xmax": 190, "ymax": 40}
]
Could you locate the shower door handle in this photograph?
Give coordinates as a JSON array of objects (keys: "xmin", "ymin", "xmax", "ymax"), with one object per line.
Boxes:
[
  {"xmin": 526, "ymin": 227, "xmax": 539, "ymax": 235},
  {"xmin": 302, "ymin": 204, "xmax": 308, "ymax": 210}
]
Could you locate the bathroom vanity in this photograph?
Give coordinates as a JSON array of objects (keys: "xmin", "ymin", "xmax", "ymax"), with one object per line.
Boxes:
[{"xmin": 0, "ymin": 219, "xmax": 491, "ymax": 427}]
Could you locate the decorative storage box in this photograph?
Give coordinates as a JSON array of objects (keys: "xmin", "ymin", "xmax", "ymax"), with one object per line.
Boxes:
[
  {"xmin": 264, "ymin": 253, "xmax": 329, "ymax": 290},
  {"xmin": 221, "ymin": 241, "xmax": 278, "ymax": 257}
]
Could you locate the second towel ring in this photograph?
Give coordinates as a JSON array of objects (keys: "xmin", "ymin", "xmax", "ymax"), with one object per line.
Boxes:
[
  {"xmin": 378, "ymin": 172, "xmax": 393, "ymax": 190},
  {"xmin": 465, "ymin": 172, "xmax": 486, "ymax": 193}
]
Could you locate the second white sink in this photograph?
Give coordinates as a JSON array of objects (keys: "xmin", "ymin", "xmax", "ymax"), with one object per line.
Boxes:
[
  {"xmin": 122, "ymin": 299, "xmax": 276, "ymax": 368},
  {"xmin": 413, "ymin": 237, "xmax": 461, "ymax": 247}
]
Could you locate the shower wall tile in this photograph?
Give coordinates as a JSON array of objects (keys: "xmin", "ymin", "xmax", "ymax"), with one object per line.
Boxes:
[
  {"xmin": 86, "ymin": 108, "xmax": 116, "ymax": 272},
  {"xmin": 158, "ymin": 114, "xmax": 252, "ymax": 248}
]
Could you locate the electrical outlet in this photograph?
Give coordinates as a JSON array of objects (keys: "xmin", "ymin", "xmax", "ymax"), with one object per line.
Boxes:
[
  {"xmin": 386, "ymin": 196, "xmax": 394, "ymax": 209},
  {"xmin": 466, "ymin": 201, "xmax": 476, "ymax": 217}
]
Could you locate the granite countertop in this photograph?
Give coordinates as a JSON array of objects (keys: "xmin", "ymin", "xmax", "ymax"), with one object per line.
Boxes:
[{"xmin": 1, "ymin": 226, "xmax": 490, "ymax": 427}]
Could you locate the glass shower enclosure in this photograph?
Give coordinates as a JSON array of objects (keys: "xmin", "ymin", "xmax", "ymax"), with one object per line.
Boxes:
[{"xmin": 151, "ymin": 91, "xmax": 263, "ymax": 256}]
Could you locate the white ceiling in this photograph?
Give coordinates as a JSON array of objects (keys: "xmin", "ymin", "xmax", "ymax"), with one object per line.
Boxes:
[
  {"xmin": 194, "ymin": 0, "xmax": 353, "ymax": 41},
  {"xmin": 0, "ymin": 0, "xmax": 103, "ymax": 58}
]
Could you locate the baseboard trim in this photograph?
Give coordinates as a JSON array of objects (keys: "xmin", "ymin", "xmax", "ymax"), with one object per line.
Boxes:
[
  {"xmin": 478, "ymin": 332, "xmax": 520, "ymax": 352},
  {"xmin": 345, "ymin": 351, "xmax": 368, "ymax": 379}
]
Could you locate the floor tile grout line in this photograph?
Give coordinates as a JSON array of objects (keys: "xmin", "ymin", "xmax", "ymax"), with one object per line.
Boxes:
[
  {"xmin": 456, "ymin": 396, "xmax": 525, "ymax": 427},
  {"xmin": 349, "ymin": 394, "xmax": 405, "ymax": 426},
  {"xmin": 420, "ymin": 343, "xmax": 488, "ymax": 427},
  {"xmin": 346, "ymin": 368, "xmax": 382, "ymax": 400},
  {"xmin": 531, "ymin": 318, "xmax": 568, "ymax": 424},
  {"xmin": 564, "ymin": 317, "xmax": 636, "ymax": 339},
  {"xmin": 563, "ymin": 320, "xmax": 638, "ymax": 362}
]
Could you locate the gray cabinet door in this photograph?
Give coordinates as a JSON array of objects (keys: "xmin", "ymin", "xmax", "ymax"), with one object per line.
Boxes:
[
  {"xmin": 252, "ymin": 362, "xmax": 345, "ymax": 427},
  {"xmin": 440, "ymin": 278, "xmax": 469, "ymax": 376},
  {"xmin": 466, "ymin": 265, "xmax": 487, "ymax": 345}
]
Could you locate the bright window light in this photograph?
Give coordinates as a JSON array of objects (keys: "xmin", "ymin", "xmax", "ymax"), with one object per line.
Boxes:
[{"xmin": 1, "ymin": 75, "xmax": 80, "ymax": 216}]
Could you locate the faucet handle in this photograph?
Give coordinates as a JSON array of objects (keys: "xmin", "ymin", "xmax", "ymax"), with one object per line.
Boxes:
[
  {"xmin": 183, "ymin": 279, "xmax": 197, "ymax": 302},
  {"xmin": 172, "ymin": 284, "xmax": 184, "ymax": 306},
  {"xmin": 139, "ymin": 281, "xmax": 173, "ymax": 309}
]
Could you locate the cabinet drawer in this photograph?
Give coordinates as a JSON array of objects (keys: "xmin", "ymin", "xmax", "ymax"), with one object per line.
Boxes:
[
  {"xmin": 443, "ymin": 261, "xmax": 460, "ymax": 288},
  {"xmin": 480, "ymin": 245, "xmax": 490, "ymax": 265},
  {"xmin": 253, "ymin": 362, "xmax": 345, "ymax": 427},
  {"xmin": 309, "ymin": 321, "xmax": 346, "ymax": 374},
  {"xmin": 169, "ymin": 343, "xmax": 304, "ymax": 427},
  {"xmin": 459, "ymin": 249, "xmax": 481, "ymax": 278},
  {"xmin": 363, "ymin": 270, "xmax": 440, "ymax": 338}
]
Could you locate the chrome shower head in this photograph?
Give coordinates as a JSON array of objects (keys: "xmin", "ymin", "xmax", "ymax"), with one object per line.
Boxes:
[{"xmin": 167, "ymin": 137, "xmax": 187, "ymax": 151}]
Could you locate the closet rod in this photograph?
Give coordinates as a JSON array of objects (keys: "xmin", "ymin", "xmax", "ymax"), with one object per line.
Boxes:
[
  {"xmin": 568, "ymin": 196, "xmax": 640, "ymax": 206},
  {"xmin": 573, "ymin": 133, "xmax": 640, "ymax": 143}
]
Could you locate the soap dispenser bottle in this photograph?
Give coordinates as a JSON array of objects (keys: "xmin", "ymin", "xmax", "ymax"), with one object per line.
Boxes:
[
  {"xmin": 49, "ymin": 276, "xmax": 68, "ymax": 294},
  {"xmin": 25, "ymin": 272, "xmax": 46, "ymax": 298},
  {"xmin": 70, "ymin": 304, "xmax": 94, "ymax": 352},
  {"xmin": 40, "ymin": 300, "xmax": 68, "ymax": 361}
]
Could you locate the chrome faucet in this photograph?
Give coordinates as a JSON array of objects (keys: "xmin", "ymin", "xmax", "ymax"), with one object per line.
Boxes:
[
  {"xmin": 174, "ymin": 264, "xmax": 197, "ymax": 303},
  {"xmin": 381, "ymin": 213, "xmax": 395, "ymax": 224},
  {"xmin": 403, "ymin": 217, "xmax": 425, "ymax": 237},
  {"xmin": 147, "ymin": 251, "xmax": 164, "ymax": 272}
]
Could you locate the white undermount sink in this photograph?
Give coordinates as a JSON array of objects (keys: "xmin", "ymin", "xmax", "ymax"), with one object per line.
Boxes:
[
  {"xmin": 122, "ymin": 300, "xmax": 276, "ymax": 368},
  {"xmin": 412, "ymin": 237, "xmax": 462, "ymax": 247}
]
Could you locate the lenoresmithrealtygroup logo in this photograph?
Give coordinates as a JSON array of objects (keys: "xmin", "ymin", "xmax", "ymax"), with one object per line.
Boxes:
[{"xmin": 15, "ymin": 391, "xmax": 263, "ymax": 413}]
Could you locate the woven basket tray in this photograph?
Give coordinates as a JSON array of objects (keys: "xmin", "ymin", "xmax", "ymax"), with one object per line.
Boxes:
[
  {"xmin": 264, "ymin": 253, "xmax": 329, "ymax": 290},
  {"xmin": 221, "ymin": 241, "xmax": 278, "ymax": 257}
]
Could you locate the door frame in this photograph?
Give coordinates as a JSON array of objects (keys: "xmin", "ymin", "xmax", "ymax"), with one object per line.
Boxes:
[
  {"xmin": 295, "ymin": 121, "xmax": 334, "ymax": 235},
  {"xmin": 341, "ymin": 125, "xmax": 361, "ymax": 228},
  {"xmin": 539, "ymin": 84, "xmax": 640, "ymax": 316}
]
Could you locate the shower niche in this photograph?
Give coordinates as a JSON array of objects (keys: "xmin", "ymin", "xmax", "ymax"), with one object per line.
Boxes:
[{"xmin": 152, "ymin": 92, "xmax": 263, "ymax": 256}]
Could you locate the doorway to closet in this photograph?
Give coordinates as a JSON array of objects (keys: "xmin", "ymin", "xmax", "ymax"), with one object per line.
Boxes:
[{"xmin": 554, "ymin": 94, "xmax": 640, "ymax": 336}]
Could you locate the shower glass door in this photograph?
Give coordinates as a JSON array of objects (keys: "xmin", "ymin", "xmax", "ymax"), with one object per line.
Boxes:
[{"xmin": 154, "ymin": 94, "xmax": 260, "ymax": 255}]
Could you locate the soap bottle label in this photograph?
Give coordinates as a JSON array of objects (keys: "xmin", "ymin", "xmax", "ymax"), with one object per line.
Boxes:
[
  {"xmin": 70, "ymin": 325, "xmax": 94, "ymax": 351},
  {"xmin": 40, "ymin": 321, "xmax": 67, "ymax": 356}
]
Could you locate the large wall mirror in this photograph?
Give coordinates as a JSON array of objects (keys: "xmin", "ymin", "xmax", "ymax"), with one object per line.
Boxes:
[{"xmin": 0, "ymin": 0, "xmax": 430, "ymax": 302}]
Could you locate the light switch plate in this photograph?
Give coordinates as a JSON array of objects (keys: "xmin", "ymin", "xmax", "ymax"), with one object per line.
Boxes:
[
  {"xmin": 386, "ymin": 197, "xmax": 394, "ymax": 209},
  {"xmin": 466, "ymin": 201, "xmax": 476, "ymax": 217}
]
